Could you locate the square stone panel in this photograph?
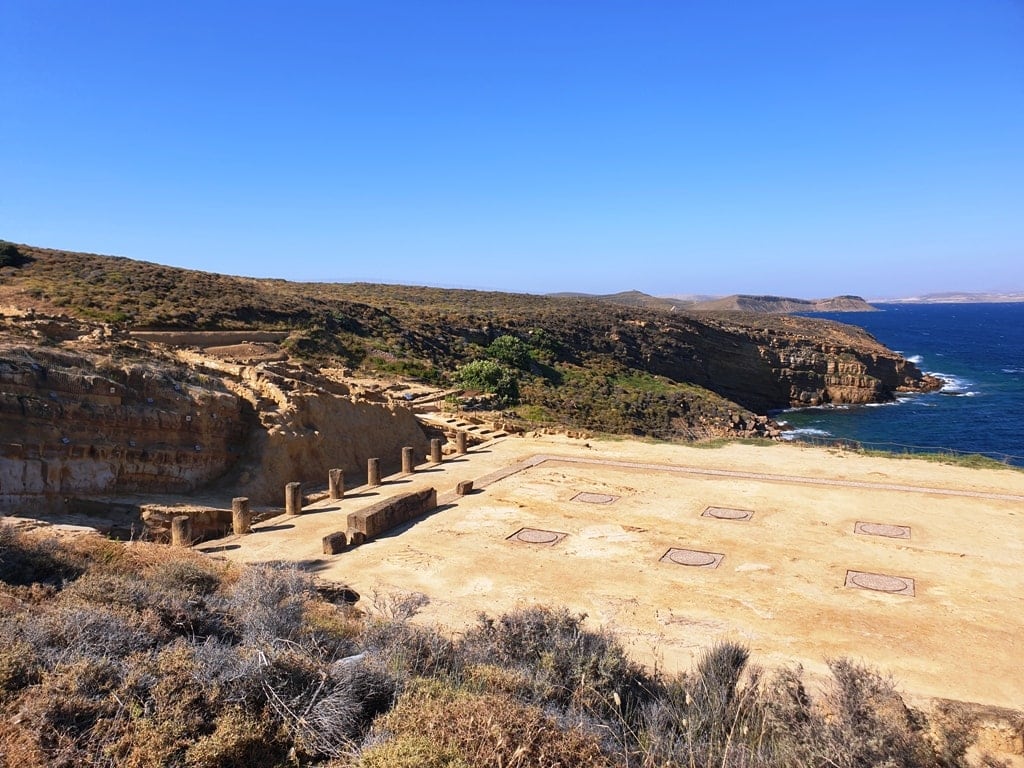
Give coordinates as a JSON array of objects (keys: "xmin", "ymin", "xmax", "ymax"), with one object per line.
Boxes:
[
  {"xmin": 855, "ymin": 521, "xmax": 911, "ymax": 539},
  {"xmin": 845, "ymin": 570, "xmax": 915, "ymax": 596},
  {"xmin": 660, "ymin": 548, "xmax": 724, "ymax": 569},
  {"xmin": 702, "ymin": 506, "xmax": 754, "ymax": 521},
  {"xmin": 572, "ymin": 492, "xmax": 619, "ymax": 504},
  {"xmin": 507, "ymin": 527, "xmax": 567, "ymax": 546}
]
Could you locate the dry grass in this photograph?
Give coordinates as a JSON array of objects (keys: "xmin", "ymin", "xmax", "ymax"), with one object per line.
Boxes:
[{"xmin": 0, "ymin": 528, "xmax": 1017, "ymax": 767}]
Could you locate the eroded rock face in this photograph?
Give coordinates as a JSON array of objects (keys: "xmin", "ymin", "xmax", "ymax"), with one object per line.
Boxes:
[
  {"xmin": 0, "ymin": 347, "xmax": 248, "ymax": 512},
  {"xmin": 0, "ymin": 340, "xmax": 430, "ymax": 511},
  {"xmin": 223, "ymin": 367, "xmax": 431, "ymax": 503},
  {"xmin": 613, "ymin": 312, "xmax": 941, "ymax": 413}
]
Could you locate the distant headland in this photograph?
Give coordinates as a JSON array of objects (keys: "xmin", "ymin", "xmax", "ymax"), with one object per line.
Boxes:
[
  {"xmin": 871, "ymin": 291, "xmax": 1024, "ymax": 304},
  {"xmin": 547, "ymin": 290, "xmax": 877, "ymax": 313}
]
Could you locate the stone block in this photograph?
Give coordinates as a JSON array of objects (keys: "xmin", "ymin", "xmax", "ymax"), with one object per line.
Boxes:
[
  {"xmin": 322, "ymin": 531, "xmax": 347, "ymax": 555},
  {"xmin": 347, "ymin": 487, "xmax": 437, "ymax": 541}
]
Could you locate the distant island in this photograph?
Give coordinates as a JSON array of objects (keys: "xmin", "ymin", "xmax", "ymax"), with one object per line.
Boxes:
[
  {"xmin": 547, "ymin": 290, "xmax": 877, "ymax": 313},
  {"xmin": 873, "ymin": 291, "xmax": 1024, "ymax": 304}
]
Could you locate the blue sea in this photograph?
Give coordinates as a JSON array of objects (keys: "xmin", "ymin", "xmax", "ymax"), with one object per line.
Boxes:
[{"xmin": 777, "ymin": 303, "xmax": 1024, "ymax": 467}]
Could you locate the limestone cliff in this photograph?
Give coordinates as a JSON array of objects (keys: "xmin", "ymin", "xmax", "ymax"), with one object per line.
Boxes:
[
  {"xmin": 0, "ymin": 319, "xmax": 429, "ymax": 512},
  {"xmin": 642, "ymin": 313, "xmax": 940, "ymax": 412}
]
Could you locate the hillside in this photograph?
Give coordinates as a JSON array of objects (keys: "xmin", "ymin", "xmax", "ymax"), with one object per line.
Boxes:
[
  {"xmin": 545, "ymin": 289, "xmax": 694, "ymax": 311},
  {"xmin": 0, "ymin": 241, "xmax": 942, "ymax": 508}
]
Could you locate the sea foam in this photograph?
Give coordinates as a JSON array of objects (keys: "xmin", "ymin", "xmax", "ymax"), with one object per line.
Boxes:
[{"xmin": 780, "ymin": 427, "xmax": 832, "ymax": 441}]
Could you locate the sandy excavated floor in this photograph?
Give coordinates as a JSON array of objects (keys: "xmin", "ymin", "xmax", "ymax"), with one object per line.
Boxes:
[{"xmin": 202, "ymin": 431, "xmax": 1024, "ymax": 711}]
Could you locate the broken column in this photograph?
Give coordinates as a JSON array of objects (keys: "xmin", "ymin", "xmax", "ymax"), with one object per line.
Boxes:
[
  {"xmin": 367, "ymin": 457, "xmax": 381, "ymax": 487},
  {"xmin": 430, "ymin": 438, "xmax": 442, "ymax": 464},
  {"xmin": 401, "ymin": 446, "xmax": 415, "ymax": 474},
  {"xmin": 322, "ymin": 531, "xmax": 347, "ymax": 555},
  {"xmin": 456, "ymin": 480, "xmax": 474, "ymax": 496},
  {"xmin": 231, "ymin": 497, "xmax": 251, "ymax": 534},
  {"xmin": 285, "ymin": 482, "xmax": 302, "ymax": 515},
  {"xmin": 171, "ymin": 515, "xmax": 192, "ymax": 547},
  {"xmin": 456, "ymin": 431, "xmax": 467, "ymax": 455},
  {"xmin": 329, "ymin": 468, "xmax": 344, "ymax": 500}
]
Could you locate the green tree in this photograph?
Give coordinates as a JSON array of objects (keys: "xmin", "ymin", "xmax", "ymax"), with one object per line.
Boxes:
[
  {"xmin": 486, "ymin": 335, "xmax": 532, "ymax": 370},
  {"xmin": 0, "ymin": 241, "xmax": 29, "ymax": 268},
  {"xmin": 456, "ymin": 359, "xmax": 519, "ymax": 404}
]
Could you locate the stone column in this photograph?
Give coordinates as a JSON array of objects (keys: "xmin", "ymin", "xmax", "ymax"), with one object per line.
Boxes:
[
  {"xmin": 456, "ymin": 431, "xmax": 467, "ymax": 455},
  {"xmin": 430, "ymin": 438, "xmax": 442, "ymax": 464},
  {"xmin": 401, "ymin": 446, "xmax": 415, "ymax": 474},
  {"xmin": 231, "ymin": 497, "xmax": 251, "ymax": 534},
  {"xmin": 456, "ymin": 480, "xmax": 474, "ymax": 496},
  {"xmin": 171, "ymin": 515, "xmax": 192, "ymax": 547},
  {"xmin": 285, "ymin": 482, "xmax": 302, "ymax": 515},
  {"xmin": 328, "ymin": 468, "xmax": 344, "ymax": 500},
  {"xmin": 367, "ymin": 458, "xmax": 381, "ymax": 487}
]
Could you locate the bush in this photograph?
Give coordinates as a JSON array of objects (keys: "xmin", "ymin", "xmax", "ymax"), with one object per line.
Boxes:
[
  {"xmin": 455, "ymin": 359, "xmax": 519, "ymax": 405},
  {"xmin": 0, "ymin": 527, "xmax": 86, "ymax": 588},
  {"xmin": 461, "ymin": 606, "xmax": 653, "ymax": 720},
  {"xmin": 359, "ymin": 679, "xmax": 614, "ymax": 768},
  {"xmin": 225, "ymin": 563, "xmax": 315, "ymax": 647},
  {"xmin": 486, "ymin": 335, "xmax": 532, "ymax": 370},
  {"xmin": 816, "ymin": 657, "xmax": 932, "ymax": 768},
  {"xmin": 0, "ymin": 241, "xmax": 29, "ymax": 268}
]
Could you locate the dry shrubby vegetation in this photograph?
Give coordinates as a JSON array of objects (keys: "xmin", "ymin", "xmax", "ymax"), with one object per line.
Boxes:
[{"xmin": 1, "ymin": 526, "xmax": 1014, "ymax": 768}]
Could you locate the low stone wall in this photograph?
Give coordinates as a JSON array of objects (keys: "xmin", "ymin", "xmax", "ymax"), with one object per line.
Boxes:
[
  {"xmin": 347, "ymin": 487, "xmax": 436, "ymax": 541},
  {"xmin": 141, "ymin": 505, "xmax": 234, "ymax": 542}
]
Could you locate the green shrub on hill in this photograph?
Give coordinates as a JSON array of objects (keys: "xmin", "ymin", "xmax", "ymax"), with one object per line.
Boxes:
[
  {"xmin": 0, "ymin": 241, "xmax": 30, "ymax": 268},
  {"xmin": 455, "ymin": 359, "xmax": 519, "ymax": 404},
  {"xmin": 485, "ymin": 334, "xmax": 532, "ymax": 370}
]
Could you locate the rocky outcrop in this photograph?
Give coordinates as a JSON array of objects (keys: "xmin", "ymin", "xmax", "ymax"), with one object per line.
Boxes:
[
  {"xmin": 0, "ymin": 336, "xmax": 429, "ymax": 513},
  {"xmin": 0, "ymin": 347, "xmax": 249, "ymax": 513},
  {"xmin": 222, "ymin": 364, "xmax": 431, "ymax": 504},
  {"xmin": 589, "ymin": 312, "xmax": 940, "ymax": 414}
]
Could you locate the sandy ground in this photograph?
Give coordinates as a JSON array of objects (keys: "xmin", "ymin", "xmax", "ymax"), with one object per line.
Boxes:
[{"xmin": 201, "ymin": 430, "xmax": 1024, "ymax": 713}]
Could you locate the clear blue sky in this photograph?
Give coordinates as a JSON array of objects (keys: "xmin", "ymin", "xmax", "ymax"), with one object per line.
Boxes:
[{"xmin": 2, "ymin": 1, "xmax": 1022, "ymax": 298}]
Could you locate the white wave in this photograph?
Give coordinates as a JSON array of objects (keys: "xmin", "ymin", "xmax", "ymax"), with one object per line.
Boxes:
[
  {"xmin": 906, "ymin": 354, "xmax": 923, "ymax": 364},
  {"xmin": 928, "ymin": 371, "xmax": 974, "ymax": 395},
  {"xmin": 780, "ymin": 427, "xmax": 833, "ymax": 441},
  {"xmin": 1002, "ymin": 367, "xmax": 1023, "ymax": 375}
]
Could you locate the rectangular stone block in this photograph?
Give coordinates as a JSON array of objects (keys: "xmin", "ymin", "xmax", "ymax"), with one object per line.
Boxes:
[{"xmin": 347, "ymin": 487, "xmax": 437, "ymax": 541}]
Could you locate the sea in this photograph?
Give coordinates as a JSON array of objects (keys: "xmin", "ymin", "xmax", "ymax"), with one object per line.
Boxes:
[{"xmin": 776, "ymin": 303, "xmax": 1024, "ymax": 467}]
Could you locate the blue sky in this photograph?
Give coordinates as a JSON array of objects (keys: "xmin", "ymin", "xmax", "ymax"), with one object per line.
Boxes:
[{"xmin": 2, "ymin": 1, "xmax": 1022, "ymax": 298}]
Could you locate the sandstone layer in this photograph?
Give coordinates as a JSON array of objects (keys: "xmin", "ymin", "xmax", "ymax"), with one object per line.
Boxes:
[{"xmin": 0, "ymin": 316, "xmax": 429, "ymax": 513}]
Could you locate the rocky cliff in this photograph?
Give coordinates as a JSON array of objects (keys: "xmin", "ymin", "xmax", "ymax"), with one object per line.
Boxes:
[
  {"xmin": 0, "ymin": 316, "xmax": 429, "ymax": 513},
  {"xmin": 689, "ymin": 294, "xmax": 877, "ymax": 313},
  {"xmin": 596, "ymin": 312, "xmax": 939, "ymax": 413}
]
